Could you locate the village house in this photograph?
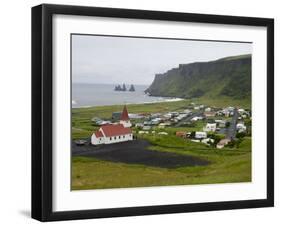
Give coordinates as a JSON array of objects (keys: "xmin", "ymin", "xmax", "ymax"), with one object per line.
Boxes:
[
  {"xmin": 158, "ymin": 123, "xmax": 167, "ymax": 129},
  {"xmin": 96, "ymin": 120, "xmax": 112, "ymax": 126},
  {"xmin": 216, "ymin": 138, "xmax": 231, "ymax": 149},
  {"xmin": 183, "ymin": 109, "xmax": 192, "ymax": 115},
  {"xmin": 128, "ymin": 113, "xmax": 144, "ymax": 119},
  {"xmin": 112, "ymin": 112, "xmax": 122, "ymax": 121},
  {"xmin": 205, "ymin": 107, "xmax": 211, "ymax": 112},
  {"xmin": 176, "ymin": 131, "xmax": 187, "ymax": 138},
  {"xmin": 195, "ymin": 131, "xmax": 207, "ymax": 139},
  {"xmin": 171, "ymin": 112, "xmax": 180, "ymax": 117},
  {"xmin": 151, "ymin": 113, "xmax": 162, "ymax": 118},
  {"xmin": 135, "ymin": 123, "xmax": 144, "ymax": 128},
  {"xmin": 163, "ymin": 113, "xmax": 173, "ymax": 119},
  {"xmin": 203, "ymin": 123, "xmax": 217, "ymax": 132},
  {"xmin": 151, "ymin": 118, "xmax": 162, "ymax": 125},
  {"xmin": 191, "ymin": 116, "xmax": 203, "ymax": 121},
  {"xmin": 91, "ymin": 106, "xmax": 133, "ymax": 145},
  {"xmin": 191, "ymin": 139, "xmax": 200, "ymax": 143},
  {"xmin": 143, "ymin": 125, "xmax": 151, "ymax": 130},
  {"xmin": 204, "ymin": 111, "xmax": 216, "ymax": 117},
  {"xmin": 91, "ymin": 117, "xmax": 101, "ymax": 123},
  {"xmin": 221, "ymin": 107, "xmax": 235, "ymax": 117},
  {"xmin": 236, "ymin": 122, "xmax": 247, "ymax": 133},
  {"xmin": 238, "ymin": 109, "xmax": 250, "ymax": 119},
  {"xmin": 201, "ymin": 138, "xmax": 215, "ymax": 145},
  {"xmin": 138, "ymin": 130, "xmax": 149, "ymax": 134},
  {"xmin": 238, "ymin": 108, "xmax": 245, "ymax": 114},
  {"xmin": 175, "ymin": 113, "xmax": 188, "ymax": 121},
  {"xmin": 91, "ymin": 117, "xmax": 111, "ymax": 126},
  {"xmin": 144, "ymin": 120, "xmax": 152, "ymax": 126},
  {"xmin": 215, "ymin": 119, "xmax": 226, "ymax": 128}
]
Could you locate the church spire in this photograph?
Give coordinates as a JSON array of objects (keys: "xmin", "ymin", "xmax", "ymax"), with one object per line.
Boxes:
[{"xmin": 120, "ymin": 105, "xmax": 129, "ymax": 121}]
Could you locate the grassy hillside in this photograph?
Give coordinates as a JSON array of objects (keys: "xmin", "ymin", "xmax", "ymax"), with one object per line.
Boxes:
[{"xmin": 145, "ymin": 54, "xmax": 251, "ymax": 100}]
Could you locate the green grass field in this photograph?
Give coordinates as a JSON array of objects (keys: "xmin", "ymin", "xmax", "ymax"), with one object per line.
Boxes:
[
  {"xmin": 71, "ymin": 99, "xmax": 252, "ymax": 190},
  {"xmin": 72, "ymin": 137, "xmax": 251, "ymax": 190}
]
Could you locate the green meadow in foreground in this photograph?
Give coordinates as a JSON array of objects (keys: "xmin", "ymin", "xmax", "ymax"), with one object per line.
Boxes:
[{"xmin": 71, "ymin": 99, "xmax": 251, "ymax": 190}]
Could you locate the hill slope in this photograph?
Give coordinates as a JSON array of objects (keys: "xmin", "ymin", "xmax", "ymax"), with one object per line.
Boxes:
[{"xmin": 145, "ymin": 54, "xmax": 251, "ymax": 100}]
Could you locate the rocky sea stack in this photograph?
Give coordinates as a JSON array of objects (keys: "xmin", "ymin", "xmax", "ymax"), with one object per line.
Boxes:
[{"xmin": 114, "ymin": 83, "xmax": 136, "ymax": 92}]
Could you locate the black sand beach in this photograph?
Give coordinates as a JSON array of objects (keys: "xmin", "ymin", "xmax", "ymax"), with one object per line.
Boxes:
[{"xmin": 72, "ymin": 139, "xmax": 209, "ymax": 169}]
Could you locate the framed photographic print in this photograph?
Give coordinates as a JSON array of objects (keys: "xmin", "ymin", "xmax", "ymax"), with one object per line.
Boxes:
[{"xmin": 32, "ymin": 4, "xmax": 274, "ymax": 221}]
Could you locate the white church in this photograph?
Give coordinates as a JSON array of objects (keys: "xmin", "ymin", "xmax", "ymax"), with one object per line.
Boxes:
[{"xmin": 91, "ymin": 105, "xmax": 133, "ymax": 145}]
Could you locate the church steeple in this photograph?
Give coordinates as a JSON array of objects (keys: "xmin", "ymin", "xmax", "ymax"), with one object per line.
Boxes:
[
  {"xmin": 120, "ymin": 105, "xmax": 131, "ymax": 128},
  {"xmin": 120, "ymin": 105, "xmax": 129, "ymax": 121}
]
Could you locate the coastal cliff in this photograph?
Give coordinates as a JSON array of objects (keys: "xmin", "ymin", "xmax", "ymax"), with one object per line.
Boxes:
[{"xmin": 145, "ymin": 54, "xmax": 251, "ymax": 100}]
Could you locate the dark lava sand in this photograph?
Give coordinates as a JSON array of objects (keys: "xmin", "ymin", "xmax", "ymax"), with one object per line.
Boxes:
[{"xmin": 72, "ymin": 139, "xmax": 209, "ymax": 169}]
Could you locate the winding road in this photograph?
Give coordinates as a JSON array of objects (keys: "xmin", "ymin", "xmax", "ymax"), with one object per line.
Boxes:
[{"xmin": 226, "ymin": 108, "xmax": 238, "ymax": 140}]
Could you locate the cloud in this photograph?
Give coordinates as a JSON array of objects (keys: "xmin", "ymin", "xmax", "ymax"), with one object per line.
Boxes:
[{"xmin": 72, "ymin": 35, "xmax": 252, "ymax": 85}]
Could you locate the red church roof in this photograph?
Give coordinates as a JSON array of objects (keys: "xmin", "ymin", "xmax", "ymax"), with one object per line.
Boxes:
[
  {"xmin": 100, "ymin": 124, "xmax": 132, "ymax": 137},
  {"xmin": 120, "ymin": 105, "xmax": 129, "ymax": 121},
  {"xmin": 94, "ymin": 130, "xmax": 103, "ymax": 138}
]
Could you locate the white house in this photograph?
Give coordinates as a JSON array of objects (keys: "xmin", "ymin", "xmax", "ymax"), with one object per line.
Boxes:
[
  {"xmin": 215, "ymin": 119, "xmax": 226, "ymax": 128},
  {"xmin": 205, "ymin": 107, "xmax": 211, "ymax": 112},
  {"xmin": 203, "ymin": 123, "xmax": 217, "ymax": 132},
  {"xmin": 135, "ymin": 123, "xmax": 144, "ymax": 128},
  {"xmin": 138, "ymin": 130, "xmax": 149, "ymax": 134},
  {"xmin": 238, "ymin": 108, "xmax": 245, "ymax": 114},
  {"xmin": 204, "ymin": 111, "xmax": 216, "ymax": 117},
  {"xmin": 201, "ymin": 138, "xmax": 214, "ymax": 145},
  {"xmin": 158, "ymin": 123, "xmax": 167, "ymax": 128},
  {"xmin": 183, "ymin": 109, "xmax": 192, "ymax": 114},
  {"xmin": 91, "ymin": 124, "xmax": 133, "ymax": 145},
  {"xmin": 191, "ymin": 116, "xmax": 203, "ymax": 121},
  {"xmin": 195, "ymin": 131, "xmax": 207, "ymax": 139},
  {"xmin": 143, "ymin": 125, "xmax": 151, "ymax": 130},
  {"xmin": 216, "ymin": 138, "xmax": 231, "ymax": 149},
  {"xmin": 236, "ymin": 123, "xmax": 247, "ymax": 133},
  {"xmin": 151, "ymin": 118, "xmax": 162, "ymax": 125},
  {"xmin": 163, "ymin": 113, "xmax": 173, "ymax": 119}
]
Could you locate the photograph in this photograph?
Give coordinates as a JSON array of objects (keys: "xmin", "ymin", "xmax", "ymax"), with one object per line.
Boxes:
[{"xmin": 71, "ymin": 34, "xmax": 252, "ymax": 190}]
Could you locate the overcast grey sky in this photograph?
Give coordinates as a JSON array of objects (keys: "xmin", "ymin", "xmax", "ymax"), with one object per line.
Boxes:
[{"xmin": 72, "ymin": 35, "xmax": 252, "ymax": 85}]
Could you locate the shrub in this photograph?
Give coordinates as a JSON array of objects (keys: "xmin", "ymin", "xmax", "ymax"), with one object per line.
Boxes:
[{"xmin": 236, "ymin": 132, "xmax": 246, "ymax": 139}]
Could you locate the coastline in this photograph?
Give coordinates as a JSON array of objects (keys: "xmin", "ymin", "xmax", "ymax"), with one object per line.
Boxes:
[{"xmin": 72, "ymin": 97, "xmax": 185, "ymax": 109}]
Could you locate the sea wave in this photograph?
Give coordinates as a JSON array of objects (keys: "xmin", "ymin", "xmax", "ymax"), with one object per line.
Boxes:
[{"xmin": 135, "ymin": 97, "xmax": 184, "ymax": 105}]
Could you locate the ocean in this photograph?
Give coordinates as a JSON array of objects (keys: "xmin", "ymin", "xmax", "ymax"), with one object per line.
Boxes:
[{"xmin": 72, "ymin": 83, "xmax": 182, "ymax": 108}]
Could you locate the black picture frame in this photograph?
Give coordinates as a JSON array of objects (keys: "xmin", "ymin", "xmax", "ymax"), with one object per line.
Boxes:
[{"xmin": 32, "ymin": 4, "xmax": 274, "ymax": 222}]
